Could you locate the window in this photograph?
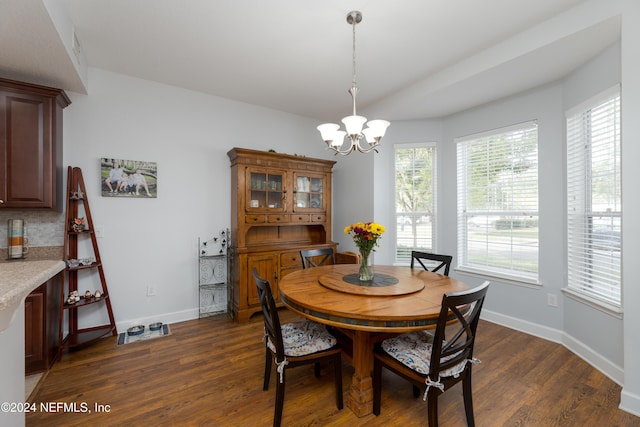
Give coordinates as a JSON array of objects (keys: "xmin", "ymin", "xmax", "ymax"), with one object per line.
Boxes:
[
  {"xmin": 457, "ymin": 122, "xmax": 539, "ymax": 282},
  {"xmin": 566, "ymin": 87, "xmax": 621, "ymax": 307},
  {"xmin": 395, "ymin": 143, "xmax": 436, "ymax": 263}
]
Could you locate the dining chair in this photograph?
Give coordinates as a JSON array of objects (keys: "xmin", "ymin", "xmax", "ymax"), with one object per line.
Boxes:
[
  {"xmin": 372, "ymin": 281, "xmax": 490, "ymax": 427},
  {"xmin": 300, "ymin": 248, "xmax": 335, "ymax": 268},
  {"xmin": 335, "ymin": 251, "xmax": 360, "ymax": 265},
  {"xmin": 252, "ymin": 268, "xmax": 343, "ymax": 427},
  {"xmin": 410, "ymin": 251, "xmax": 453, "ymax": 275}
]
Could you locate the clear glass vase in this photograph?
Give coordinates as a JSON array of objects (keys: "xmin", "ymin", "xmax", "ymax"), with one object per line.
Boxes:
[{"xmin": 359, "ymin": 249, "xmax": 374, "ymax": 281}]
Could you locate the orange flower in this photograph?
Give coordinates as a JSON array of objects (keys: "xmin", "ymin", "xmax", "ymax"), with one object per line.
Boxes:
[{"xmin": 344, "ymin": 221, "xmax": 385, "ymax": 253}]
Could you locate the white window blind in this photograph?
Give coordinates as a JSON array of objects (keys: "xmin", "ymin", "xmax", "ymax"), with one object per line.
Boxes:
[
  {"xmin": 395, "ymin": 144, "xmax": 436, "ymax": 263},
  {"xmin": 456, "ymin": 122, "xmax": 539, "ymax": 282},
  {"xmin": 566, "ymin": 87, "xmax": 621, "ymax": 307}
]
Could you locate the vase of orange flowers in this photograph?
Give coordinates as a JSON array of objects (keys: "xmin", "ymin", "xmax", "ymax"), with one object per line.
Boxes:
[{"xmin": 344, "ymin": 221, "xmax": 386, "ymax": 281}]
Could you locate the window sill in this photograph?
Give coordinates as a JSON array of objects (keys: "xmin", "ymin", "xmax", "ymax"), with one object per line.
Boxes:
[
  {"xmin": 454, "ymin": 266, "xmax": 541, "ymax": 289},
  {"xmin": 561, "ymin": 288, "xmax": 623, "ymax": 319}
]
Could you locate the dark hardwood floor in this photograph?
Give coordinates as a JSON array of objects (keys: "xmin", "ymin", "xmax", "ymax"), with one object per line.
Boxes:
[{"xmin": 27, "ymin": 309, "xmax": 640, "ymax": 426}]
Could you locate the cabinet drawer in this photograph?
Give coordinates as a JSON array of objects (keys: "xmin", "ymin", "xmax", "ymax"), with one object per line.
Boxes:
[
  {"xmin": 267, "ymin": 214, "xmax": 289, "ymax": 223},
  {"xmin": 245, "ymin": 215, "xmax": 266, "ymax": 224},
  {"xmin": 281, "ymin": 251, "xmax": 302, "ymax": 267},
  {"xmin": 311, "ymin": 214, "xmax": 327, "ymax": 222},
  {"xmin": 291, "ymin": 214, "xmax": 310, "ymax": 223}
]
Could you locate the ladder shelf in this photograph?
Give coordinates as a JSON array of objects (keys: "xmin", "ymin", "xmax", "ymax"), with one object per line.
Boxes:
[{"xmin": 58, "ymin": 166, "xmax": 117, "ymax": 360}]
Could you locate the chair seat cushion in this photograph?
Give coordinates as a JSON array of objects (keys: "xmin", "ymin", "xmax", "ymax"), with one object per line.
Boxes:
[
  {"xmin": 268, "ymin": 320, "xmax": 337, "ymax": 357},
  {"xmin": 381, "ymin": 331, "xmax": 466, "ymax": 378}
]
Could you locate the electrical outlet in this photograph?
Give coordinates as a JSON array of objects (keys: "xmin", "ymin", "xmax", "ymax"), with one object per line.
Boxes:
[
  {"xmin": 547, "ymin": 293, "xmax": 558, "ymax": 307},
  {"xmin": 95, "ymin": 225, "xmax": 104, "ymax": 238},
  {"xmin": 147, "ymin": 285, "xmax": 157, "ymax": 296}
]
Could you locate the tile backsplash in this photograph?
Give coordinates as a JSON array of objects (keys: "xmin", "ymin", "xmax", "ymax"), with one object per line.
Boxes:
[{"xmin": 0, "ymin": 210, "xmax": 65, "ymax": 248}]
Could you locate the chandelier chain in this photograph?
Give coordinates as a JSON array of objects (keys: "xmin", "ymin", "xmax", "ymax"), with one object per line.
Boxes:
[{"xmin": 352, "ymin": 15, "xmax": 357, "ymax": 91}]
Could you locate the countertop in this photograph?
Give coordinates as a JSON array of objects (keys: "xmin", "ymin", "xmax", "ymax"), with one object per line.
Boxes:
[{"xmin": 0, "ymin": 253, "xmax": 65, "ymax": 332}]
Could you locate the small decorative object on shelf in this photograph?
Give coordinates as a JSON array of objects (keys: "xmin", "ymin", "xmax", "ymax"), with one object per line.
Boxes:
[
  {"xmin": 64, "ymin": 289, "xmax": 104, "ymax": 305},
  {"xmin": 69, "ymin": 190, "xmax": 84, "ymax": 200},
  {"xmin": 65, "ymin": 290, "xmax": 81, "ymax": 305},
  {"xmin": 71, "ymin": 217, "xmax": 86, "ymax": 232},
  {"xmin": 344, "ymin": 221, "xmax": 386, "ymax": 282},
  {"xmin": 66, "ymin": 257, "xmax": 95, "ymax": 268}
]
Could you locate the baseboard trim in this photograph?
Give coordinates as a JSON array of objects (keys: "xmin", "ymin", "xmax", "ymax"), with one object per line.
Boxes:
[
  {"xmin": 481, "ymin": 310, "xmax": 623, "ymax": 385},
  {"xmin": 620, "ymin": 389, "xmax": 640, "ymax": 417}
]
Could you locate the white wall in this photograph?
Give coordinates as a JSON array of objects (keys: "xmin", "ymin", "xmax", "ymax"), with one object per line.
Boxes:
[
  {"xmin": 620, "ymin": 0, "xmax": 640, "ymax": 416},
  {"xmin": 63, "ymin": 68, "xmax": 336, "ymax": 330},
  {"xmin": 332, "ymin": 151, "xmax": 375, "ymax": 254}
]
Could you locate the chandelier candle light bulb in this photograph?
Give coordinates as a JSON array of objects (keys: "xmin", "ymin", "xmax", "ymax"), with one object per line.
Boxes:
[{"xmin": 318, "ymin": 11, "xmax": 390, "ymax": 155}]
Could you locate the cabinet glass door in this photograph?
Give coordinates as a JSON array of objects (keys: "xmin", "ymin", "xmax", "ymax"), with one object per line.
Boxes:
[
  {"xmin": 294, "ymin": 174, "xmax": 324, "ymax": 211},
  {"xmin": 247, "ymin": 169, "xmax": 285, "ymax": 210}
]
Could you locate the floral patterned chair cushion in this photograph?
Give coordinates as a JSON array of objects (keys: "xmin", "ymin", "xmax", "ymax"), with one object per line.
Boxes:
[
  {"xmin": 268, "ymin": 320, "xmax": 337, "ymax": 357},
  {"xmin": 381, "ymin": 330, "xmax": 467, "ymax": 378}
]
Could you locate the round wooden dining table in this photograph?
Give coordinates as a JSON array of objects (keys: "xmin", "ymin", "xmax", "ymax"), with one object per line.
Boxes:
[{"xmin": 278, "ymin": 264, "xmax": 470, "ymax": 417}]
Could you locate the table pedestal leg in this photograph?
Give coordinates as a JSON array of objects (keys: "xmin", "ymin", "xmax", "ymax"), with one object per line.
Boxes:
[{"xmin": 346, "ymin": 330, "xmax": 373, "ymax": 417}]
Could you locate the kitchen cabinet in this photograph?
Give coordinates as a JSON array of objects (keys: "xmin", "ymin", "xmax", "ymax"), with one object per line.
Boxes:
[
  {"xmin": 0, "ymin": 77, "xmax": 70, "ymax": 209},
  {"xmin": 227, "ymin": 148, "xmax": 336, "ymax": 322},
  {"xmin": 25, "ymin": 274, "xmax": 61, "ymax": 375}
]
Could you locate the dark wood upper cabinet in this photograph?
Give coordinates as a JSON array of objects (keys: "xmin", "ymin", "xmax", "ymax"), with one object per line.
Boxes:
[{"xmin": 0, "ymin": 78, "xmax": 71, "ymax": 209}]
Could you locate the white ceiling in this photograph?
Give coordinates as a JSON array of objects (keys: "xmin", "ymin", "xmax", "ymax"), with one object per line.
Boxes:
[{"xmin": 0, "ymin": 0, "xmax": 621, "ymax": 121}]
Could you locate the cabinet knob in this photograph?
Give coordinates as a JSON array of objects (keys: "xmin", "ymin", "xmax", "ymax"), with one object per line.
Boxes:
[{"xmin": 0, "ymin": 199, "xmax": 4, "ymax": 204}]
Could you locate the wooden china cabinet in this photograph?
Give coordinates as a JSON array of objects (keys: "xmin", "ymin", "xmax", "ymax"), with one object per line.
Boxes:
[{"xmin": 227, "ymin": 148, "xmax": 337, "ymax": 322}]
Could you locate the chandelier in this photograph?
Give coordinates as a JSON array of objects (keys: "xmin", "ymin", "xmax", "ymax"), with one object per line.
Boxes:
[{"xmin": 317, "ymin": 11, "xmax": 390, "ymax": 155}]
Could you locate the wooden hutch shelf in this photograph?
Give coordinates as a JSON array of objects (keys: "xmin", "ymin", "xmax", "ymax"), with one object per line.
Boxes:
[{"xmin": 227, "ymin": 148, "xmax": 337, "ymax": 322}]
